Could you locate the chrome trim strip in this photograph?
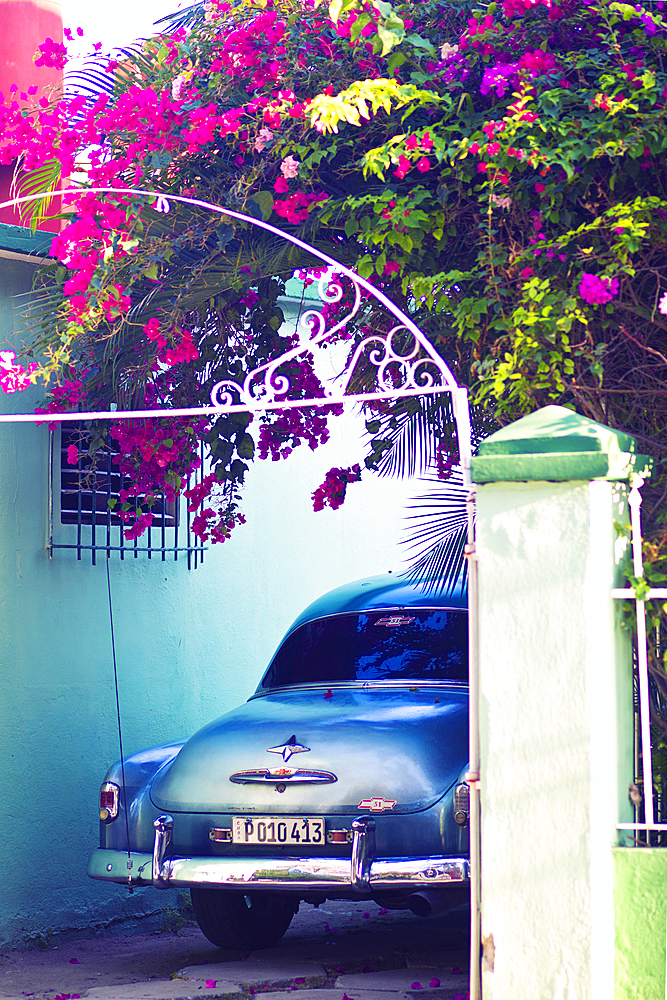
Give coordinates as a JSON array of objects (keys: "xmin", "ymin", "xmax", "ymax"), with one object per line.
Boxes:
[
  {"xmin": 229, "ymin": 768, "xmax": 337, "ymax": 784},
  {"xmin": 250, "ymin": 678, "xmax": 468, "ymax": 700}
]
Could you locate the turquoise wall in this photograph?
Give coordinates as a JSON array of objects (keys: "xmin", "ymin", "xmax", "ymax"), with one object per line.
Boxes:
[{"xmin": 0, "ymin": 236, "xmax": 418, "ymax": 946}]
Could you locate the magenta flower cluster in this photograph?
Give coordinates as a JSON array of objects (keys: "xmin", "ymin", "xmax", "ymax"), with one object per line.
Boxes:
[
  {"xmin": 578, "ymin": 273, "xmax": 620, "ymax": 305},
  {"xmin": 312, "ymin": 465, "xmax": 362, "ymax": 512}
]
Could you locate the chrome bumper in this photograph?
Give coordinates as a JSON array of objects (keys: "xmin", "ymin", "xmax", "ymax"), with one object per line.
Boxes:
[
  {"xmin": 87, "ymin": 849, "xmax": 469, "ymax": 893},
  {"xmin": 87, "ymin": 813, "xmax": 468, "ymax": 893}
]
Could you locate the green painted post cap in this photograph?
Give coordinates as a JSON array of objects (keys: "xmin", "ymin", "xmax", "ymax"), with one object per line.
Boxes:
[{"xmin": 472, "ymin": 405, "xmax": 653, "ymax": 483}]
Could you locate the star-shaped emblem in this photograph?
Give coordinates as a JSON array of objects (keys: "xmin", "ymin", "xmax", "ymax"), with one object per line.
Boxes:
[{"xmin": 267, "ymin": 735, "xmax": 310, "ymax": 762}]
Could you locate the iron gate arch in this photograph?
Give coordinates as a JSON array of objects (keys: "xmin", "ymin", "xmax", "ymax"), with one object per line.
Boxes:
[{"xmin": 0, "ymin": 187, "xmax": 482, "ymax": 1000}]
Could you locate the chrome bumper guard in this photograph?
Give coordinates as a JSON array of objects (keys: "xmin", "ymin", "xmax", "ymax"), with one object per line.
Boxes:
[{"xmin": 88, "ymin": 815, "xmax": 468, "ymax": 893}]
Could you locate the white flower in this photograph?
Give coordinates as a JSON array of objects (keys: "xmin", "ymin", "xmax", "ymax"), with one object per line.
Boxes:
[
  {"xmin": 253, "ymin": 128, "xmax": 273, "ymax": 153},
  {"xmin": 490, "ymin": 194, "xmax": 512, "ymax": 210},
  {"xmin": 659, "ymin": 292, "xmax": 667, "ymax": 315},
  {"xmin": 440, "ymin": 43, "xmax": 459, "ymax": 61},
  {"xmin": 0, "ymin": 351, "xmax": 17, "ymax": 370},
  {"xmin": 280, "ymin": 155, "xmax": 300, "ymax": 179},
  {"xmin": 171, "ymin": 74, "xmax": 189, "ymax": 101}
]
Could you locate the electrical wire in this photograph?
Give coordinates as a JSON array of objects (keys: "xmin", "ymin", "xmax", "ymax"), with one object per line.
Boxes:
[{"xmin": 106, "ymin": 555, "xmax": 134, "ymax": 891}]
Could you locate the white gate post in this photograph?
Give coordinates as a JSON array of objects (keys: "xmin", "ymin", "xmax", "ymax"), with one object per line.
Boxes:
[{"xmin": 471, "ymin": 405, "xmax": 652, "ymax": 1000}]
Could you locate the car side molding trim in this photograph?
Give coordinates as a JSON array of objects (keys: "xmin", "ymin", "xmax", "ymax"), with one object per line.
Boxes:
[{"xmin": 87, "ymin": 847, "xmax": 469, "ymax": 891}]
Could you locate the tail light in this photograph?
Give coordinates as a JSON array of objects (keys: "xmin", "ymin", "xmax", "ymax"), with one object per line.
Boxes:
[
  {"xmin": 453, "ymin": 782, "xmax": 470, "ymax": 826},
  {"xmin": 99, "ymin": 782, "xmax": 119, "ymax": 822}
]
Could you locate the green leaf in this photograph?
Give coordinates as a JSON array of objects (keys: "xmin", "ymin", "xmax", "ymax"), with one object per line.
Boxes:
[
  {"xmin": 405, "ymin": 32, "xmax": 435, "ymax": 54},
  {"xmin": 329, "ymin": 0, "xmax": 359, "ymax": 23},
  {"xmin": 377, "ymin": 11, "xmax": 405, "ymax": 56},
  {"xmin": 387, "ymin": 50, "xmax": 407, "ymax": 74},
  {"xmin": 249, "ymin": 190, "xmax": 274, "ymax": 221},
  {"xmin": 237, "ymin": 432, "xmax": 255, "ymax": 459}
]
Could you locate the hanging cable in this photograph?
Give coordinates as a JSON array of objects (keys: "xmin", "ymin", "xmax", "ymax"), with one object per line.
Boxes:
[{"xmin": 106, "ymin": 555, "xmax": 134, "ymax": 891}]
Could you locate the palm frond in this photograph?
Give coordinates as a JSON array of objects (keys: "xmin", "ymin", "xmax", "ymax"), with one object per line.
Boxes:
[
  {"xmin": 401, "ymin": 469, "xmax": 470, "ymax": 598},
  {"xmin": 11, "ymin": 159, "xmax": 61, "ymax": 231},
  {"xmin": 65, "ymin": 46, "xmax": 153, "ymax": 104},
  {"xmin": 365, "ymin": 395, "xmax": 457, "ymax": 479},
  {"xmin": 155, "ymin": 2, "xmax": 208, "ymax": 30}
]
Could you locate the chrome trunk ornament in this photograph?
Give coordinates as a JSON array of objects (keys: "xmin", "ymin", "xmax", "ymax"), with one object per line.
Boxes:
[{"xmin": 267, "ymin": 736, "xmax": 310, "ymax": 762}]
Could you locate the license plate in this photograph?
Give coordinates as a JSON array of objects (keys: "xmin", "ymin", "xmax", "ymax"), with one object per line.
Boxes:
[{"xmin": 233, "ymin": 816, "xmax": 325, "ymax": 846}]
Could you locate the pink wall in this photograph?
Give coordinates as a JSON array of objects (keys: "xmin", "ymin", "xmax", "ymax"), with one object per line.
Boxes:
[{"xmin": 0, "ymin": 0, "xmax": 63, "ymax": 230}]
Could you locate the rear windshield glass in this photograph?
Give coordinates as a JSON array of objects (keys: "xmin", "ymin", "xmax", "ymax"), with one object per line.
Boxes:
[{"xmin": 259, "ymin": 610, "xmax": 468, "ymax": 689}]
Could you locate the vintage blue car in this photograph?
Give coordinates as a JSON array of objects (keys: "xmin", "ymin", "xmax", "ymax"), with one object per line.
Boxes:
[{"xmin": 87, "ymin": 574, "xmax": 470, "ymax": 949}]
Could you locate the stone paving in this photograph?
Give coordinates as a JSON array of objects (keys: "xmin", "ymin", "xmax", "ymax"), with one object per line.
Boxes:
[
  {"xmin": 0, "ymin": 901, "xmax": 469, "ymax": 1000},
  {"xmin": 77, "ymin": 959, "xmax": 468, "ymax": 1000}
]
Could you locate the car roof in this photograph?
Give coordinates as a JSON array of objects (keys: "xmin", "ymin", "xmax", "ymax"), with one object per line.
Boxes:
[{"xmin": 285, "ymin": 573, "xmax": 467, "ymax": 636}]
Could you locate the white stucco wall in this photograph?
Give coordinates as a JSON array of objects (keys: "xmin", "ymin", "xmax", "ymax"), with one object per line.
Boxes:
[{"xmin": 476, "ymin": 478, "xmax": 634, "ymax": 1000}]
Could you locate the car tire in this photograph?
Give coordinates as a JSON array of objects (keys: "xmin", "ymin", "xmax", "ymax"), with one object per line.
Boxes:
[{"xmin": 190, "ymin": 887, "xmax": 297, "ymax": 949}]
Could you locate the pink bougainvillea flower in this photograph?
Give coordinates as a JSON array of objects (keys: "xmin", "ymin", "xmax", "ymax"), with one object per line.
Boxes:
[
  {"xmin": 312, "ymin": 465, "xmax": 361, "ymax": 511},
  {"xmin": 420, "ymin": 131, "xmax": 434, "ymax": 152},
  {"xmin": 393, "ymin": 154, "xmax": 412, "ymax": 180},
  {"xmin": 378, "ymin": 908, "xmax": 388, "ymax": 914},
  {"xmin": 416, "ymin": 157, "xmax": 431, "ymax": 173},
  {"xmin": 411, "ymin": 983, "xmax": 422, "ymax": 990},
  {"xmin": 34, "ymin": 36, "xmax": 68, "ymax": 69},
  {"xmin": 452, "ymin": 966, "xmax": 463, "ymax": 974},
  {"xmin": 205, "ymin": 981, "xmax": 217, "ymax": 988},
  {"xmin": 0, "ymin": 351, "xmax": 38, "ymax": 393},
  {"xmin": 66, "ymin": 445, "xmax": 79, "ymax": 466},
  {"xmin": 428, "ymin": 979, "xmax": 440, "ymax": 988},
  {"xmin": 579, "ymin": 273, "xmax": 619, "ymax": 305}
]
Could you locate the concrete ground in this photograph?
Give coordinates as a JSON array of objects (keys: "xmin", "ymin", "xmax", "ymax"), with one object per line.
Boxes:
[{"xmin": 0, "ymin": 900, "xmax": 469, "ymax": 1000}]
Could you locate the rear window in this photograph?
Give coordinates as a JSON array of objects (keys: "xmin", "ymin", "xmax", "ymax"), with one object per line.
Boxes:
[{"xmin": 259, "ymin": 610, "xmax": 468, "ymax": 689}]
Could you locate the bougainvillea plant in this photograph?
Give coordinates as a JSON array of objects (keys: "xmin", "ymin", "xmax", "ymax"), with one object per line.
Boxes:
[{"xmin": 2, "ymin": 0, "xmax": 667, "ymax": 562}]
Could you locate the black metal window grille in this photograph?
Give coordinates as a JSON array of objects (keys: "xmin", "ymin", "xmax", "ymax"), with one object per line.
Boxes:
[{"xmin": 48, "ymin": 425, "xmax": 206, "ymax": 568}]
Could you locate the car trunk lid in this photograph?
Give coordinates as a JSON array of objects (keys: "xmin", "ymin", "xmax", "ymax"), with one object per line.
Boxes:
[{"xmin": 149, "ymin": 684, "xmax": 468, "ymax": 815}]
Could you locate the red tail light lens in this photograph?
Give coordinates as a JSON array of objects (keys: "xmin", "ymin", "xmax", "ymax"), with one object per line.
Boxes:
[{"xmin": 99, "ymin": 782, "xmax": 119, "ymax": 822}]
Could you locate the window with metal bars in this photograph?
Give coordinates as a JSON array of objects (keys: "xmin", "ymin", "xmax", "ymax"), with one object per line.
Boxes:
[{"xmin": 48, "ymin": 424, "xmax": 206, "ymax": 568}]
